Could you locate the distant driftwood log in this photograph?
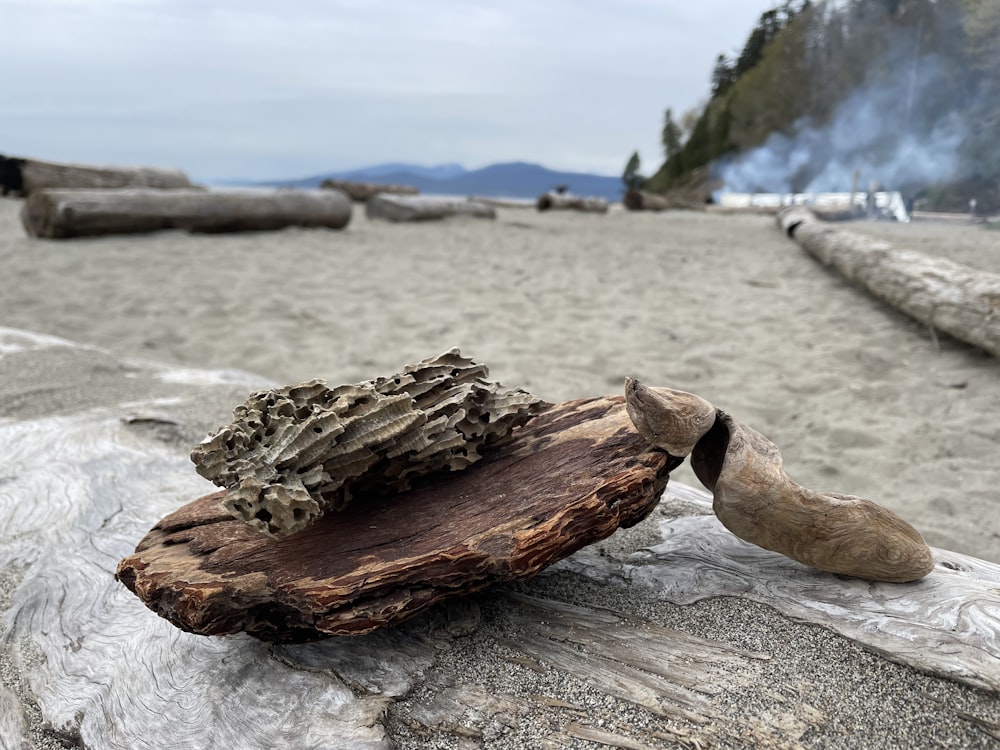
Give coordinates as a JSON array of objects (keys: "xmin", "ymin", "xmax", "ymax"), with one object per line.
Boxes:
[
  {"xmin": 0, "ymin": 154, "xmax": 192, "ymax": 196},
  {"xmin": 779, "ymin": 208, "xmax": 1000, "ymax": 358},
  {"xmin": 320, "ymin": 178, "xmax": 418, "ymax": 202},
  {"xmin": 20, "ymin": 188, "xmax": 352, "ymax": 239},
  {"xmin": 623, "ymin": 190, "xmax": 671, "ymax": 212},
  {"xmin": 365, "ymin": 194, "xmax": 496, "ymax": 222},
  {"xmin": 536, "ymin": 192, "xmax": 609, "ymax": 213}
]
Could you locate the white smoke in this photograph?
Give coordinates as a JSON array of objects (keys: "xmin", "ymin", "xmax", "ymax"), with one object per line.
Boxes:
[{"xmin": 716, "ymin": 56, "xmax": 966, "ymax": 194}]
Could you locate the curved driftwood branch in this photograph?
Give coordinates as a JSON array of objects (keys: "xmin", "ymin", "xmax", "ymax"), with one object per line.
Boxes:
[
  {"xmin": 778, "ymin": 208, "xmax": 1000, "ymax": 358},
  {"xmin": 0, "ymin": 153, "xmax": 192, "ymax": 195},
  {"xmin": 20, "ymin": 188, "xmax": 353, "ymax": 238},
  {"xmin": 191, "ymin": 349, "xmax": 546, "ymax": 537},
  {"xmin": 624, "ymin": 379, "xmax": 934, "ymax": 582},
  {"xmin": 536, "ymin": 192, "xmax": 609, "ymax": 213},
  {"xmin": 320, "ymin": 178, "xmax": 418, "ymax": 202},
  {"xmin": 365, "ymin": 194, "xmax": 496, "ymax": 222}
]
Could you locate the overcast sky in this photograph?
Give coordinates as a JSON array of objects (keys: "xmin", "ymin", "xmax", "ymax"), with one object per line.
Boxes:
[{"xmin": 2, "ymin": 0, "xmax": 779, "ymax": 181}]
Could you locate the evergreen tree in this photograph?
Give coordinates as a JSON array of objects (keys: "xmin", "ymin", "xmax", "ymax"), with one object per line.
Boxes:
[
  {"xmin": 661, "ymin": 109, "xmax": 683, "ymax": 160},
  {"xmin": 621, "ymin": 151, "xmax": 643, "ymax": 190}
]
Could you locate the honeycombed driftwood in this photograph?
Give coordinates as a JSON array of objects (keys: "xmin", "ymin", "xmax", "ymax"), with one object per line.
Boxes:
[
  {"xmin": 0, "ymin": 153, "xmax": 192, "ymax": 195},
  {"xmin": 3, "ymin": 329, "xmax": 1000, "ymax": 748},
  {"xmin": 536, "ymin": 192, "xmax": 609, "ymax": 213},
  {"xmin": 20, "ymin": 188, "xmax": 352, "ymax": 239},
  {"xmin": 320, "ymin": 178, "xmax": 418, "ymax": 202},
  {"xmin": 118, "ymin": 395, "xmax": 680, "ymax": 640},
  {"xmin": 365, "ymin": 194, "xmax": 496, "ymax": 222},
  {"xmin": 779, "ymin": 208, "xmax": 1000, "ymax": 358},
  {"xmin": 623, "ymin": 190, "xmax": 671, "ymax": 212}
]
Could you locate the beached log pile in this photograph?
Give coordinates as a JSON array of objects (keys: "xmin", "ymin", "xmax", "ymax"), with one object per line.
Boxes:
[
  {"xmin": 20, "ymin": 187, "xmax": 352, "ymax": 238},
  {"xmin": 536, "ymin": 191, "xmax": 609, "ymax": 213},
  {"xmin": 366, "ymin": 193, "xmax": 496, "ymax": 222},
  {"xmin": 320, "ymin": 178, "xmax": 418, "ymax": 202},
  {"xmin": 0, "ymin": 153, "xmax": 192, "ymax": 195},
  {"xmin": 779, "ymin": 208, "xmax": 1000, "ymax": 358}
]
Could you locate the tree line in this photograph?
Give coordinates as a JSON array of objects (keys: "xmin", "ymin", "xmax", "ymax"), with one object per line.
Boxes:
[{"xmin": 625, "ymin": 0, "xmax": 1000, "ymax": 212}]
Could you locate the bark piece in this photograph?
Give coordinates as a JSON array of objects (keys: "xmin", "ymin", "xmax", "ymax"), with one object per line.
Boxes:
[
  {"xmin": 536, "ymin": 192, "xmax": 609, "ymax": 213},
  {"xmin": 624, "ymin": 379, "xmax": 934, "ymax": 583},
  {"xmin": 117, "ymin": 395, "xmax": 679, "ymax": 641},
  {"xmin": 20, "ymin": 187, "xmax": 352, "ymax": 238},
  {"xmin": 190, "ymin": 349, "xmax": 547, "ymax": 538},
  {"xmin": 365, "ymin": 194, "xmax": 496, "ymax": 222},
  {"xmin": 778, "ymin": 208, "xmax": 1000, "ymax": 358},
  {"xmin": 0, "ymin": 153, "xmax": 193, "ymax": 195},
  {"xmin": 320, "ymin": 178, "xmax": 418, "ymax": 202}
]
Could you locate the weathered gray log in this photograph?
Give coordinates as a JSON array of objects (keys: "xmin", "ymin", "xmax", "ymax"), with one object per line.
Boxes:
[
  {"xmin": 536, "ymin": 192, "xmax": 609, "ymax": 213},
  {"xmin": 468, "ymin": 195, "xmax": 536, "ymax": 209},
  {"xmin": 365, "ymin": 194, "xmax": 496, "ymax": 222},
  {"xmin": 320, "ymin": 178, "xmax": 418, "ymax": 202},
  {"xmin": 623, "ymin": 190, "xmax": 671, "ymax": 212},
  {"xmin": 0, "ymin": 153, "xmax": 192, "ymax": 195},
  {"xmin": 778, "ymin": 208, "xmax": 1000, "ymax": 358},
  {"xmin": 20, "ymin": 188, "xmax": 352, "ymax": 239}
]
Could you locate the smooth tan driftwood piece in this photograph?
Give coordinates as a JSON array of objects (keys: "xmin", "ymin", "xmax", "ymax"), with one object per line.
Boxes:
[
  {"xmin": 536, "ymin": 192, "xmax": 610, "ymax": 213},
  {"xmin": 779, "ymin": 207, "xmax": 1000, "ymax": 358},
  {"xmin": 365, "ymin": 193, "xmax": 496, "ymax": 222},
  {"xmin": 320, "ymin": 178, "xmax": 418, "ymax": 202},
  {"xmin": 624, "ymin": 379, "xmax": 934, "ymax": 582},
  {"xmin": 191, "ymin": 349, "xmax": 546, "ymax": 538},
  {"xmin": 118, "ymin": 395, "xmax": 680, "ymax": 640},
  {"xmin": 20, "ymin": 187, "xmax": 353, "ymax": 238},
  {"xmin": 0, "ymin": 153, "xmax": 193, "ymax": 195},
  {"xmin": 623, "ymin": 190, "xmax": 672, "ymax": 212}
]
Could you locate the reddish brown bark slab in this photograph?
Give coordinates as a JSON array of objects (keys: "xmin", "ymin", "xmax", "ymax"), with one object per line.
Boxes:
[{"xmin": 116, "ymin": 396, "xmax": 678, "ymax": 642}]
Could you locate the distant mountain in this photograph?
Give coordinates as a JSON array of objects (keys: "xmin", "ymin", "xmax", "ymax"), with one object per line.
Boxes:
[{"xmin": 248, "ymin": 161, "xmax": 622, "ymax": 201}]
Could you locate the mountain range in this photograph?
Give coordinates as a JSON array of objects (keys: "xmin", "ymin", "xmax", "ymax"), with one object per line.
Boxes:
[{"xmin": 248, "ymin": 162, "xmax": 623, "ymax": 201}]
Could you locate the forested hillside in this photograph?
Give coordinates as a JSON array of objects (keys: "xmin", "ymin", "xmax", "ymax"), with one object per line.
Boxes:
[{"xmin": 638, "ymin": 0, "xmax": 999, "ymax": 212}]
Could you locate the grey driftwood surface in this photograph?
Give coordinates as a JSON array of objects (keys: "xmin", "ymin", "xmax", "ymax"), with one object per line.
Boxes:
[
  {"xmin": 0, "ymin": 154, "xmax": 192, "ymax": 195},
  {"xmin": 365, "ymin": 194, "xmax": 496, "ymax": 222},
  {"xmin": 2, "ymin": 328, "xmax": 1000, "ymax": 748},
  {"xmin": 779, "ymin": 208, "xmax": 1000, "ymax": 358},
  {"xmin": 20, "ymin": 188, "xmax": 352, "ymax": 238}
]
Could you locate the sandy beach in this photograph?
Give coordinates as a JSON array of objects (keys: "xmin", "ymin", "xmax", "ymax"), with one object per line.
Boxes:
[
  {"xmin": 2, "ymin": 197, "xmax": 1000, "ymax": 749},
  {"xmin": 2, "ymin": 197, "xmax": 998, "ymax": 562}
]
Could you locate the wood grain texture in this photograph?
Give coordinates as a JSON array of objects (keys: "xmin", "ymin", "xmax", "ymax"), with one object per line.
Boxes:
[
  {"xmin": 20, "ymin": 188, "xmax": 352, "ymax": 238},
  {"xmin": 778, "ymin": 208, "xmax": 1000, "ymax": 358},
  {"xmin": 117, "ymin": 396, "xmax": 679, "ymax": 640},
  {"xmin": 0, "ymin": 153, "xmax": 192, "ymax": 195},
  {"xmin": 563, "ymin": 482, "xmax": 1000, "ymax": 694}
]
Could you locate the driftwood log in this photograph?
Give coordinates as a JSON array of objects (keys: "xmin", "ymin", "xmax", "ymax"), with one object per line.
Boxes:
[
  {"xmin": 536, "ymin": 192, "xmax": 609, "ymax": 213},
  {"xmin": 365, "ymin": 193, "xmax": 496, "ymax": 222},
  {"xmin": 4, "ymin": 328, "xmax": 1000, "ymax": 748},
  {"xmin": 779, "ymin": 208, "xmax": 1000, "ymax": 358},
  {"xmin": 0, "ymin": 153, "xmax": 192, "ymax": 195},
  {"xmin": 320, "ymin": 178, "xmax": 418, "ymax": 202},
  {"xmin": 624, "ymin": 380, "xmax": 933, "ymax": 582},
  {"xmin": 20, "ymin": 188, "xmax": 352, "ymax": 239},
  {"xmin": 623, "ymin": 190, "xmax": 671, "ymax": 212},
  {"xmin": 118, "ymin": 395, "xmax": 679, "ymax": 640}
]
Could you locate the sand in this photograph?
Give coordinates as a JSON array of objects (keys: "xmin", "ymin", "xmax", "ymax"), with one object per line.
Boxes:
[
  {"xmin": 2, "ymin": 198, "xmax": 998, "ymax": 562},
  {"xmin": 2, "ymin": 197, "xmax": 1000, "ymax": 748}
]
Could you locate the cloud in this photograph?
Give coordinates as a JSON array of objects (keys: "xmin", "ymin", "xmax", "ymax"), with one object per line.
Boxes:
[{"xmin": 2, "ymin": 0, "xmax": 781, "ymax": 179}]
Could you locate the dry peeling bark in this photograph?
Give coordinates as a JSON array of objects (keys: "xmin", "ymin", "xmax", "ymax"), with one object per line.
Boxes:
[
  {"xmin": 779, "ymin": 208, "xmax": 1000, "ymax": 358},
  {"xmin": 117, "ymin": 395, "xmax": 679, "ymax": 641}
]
